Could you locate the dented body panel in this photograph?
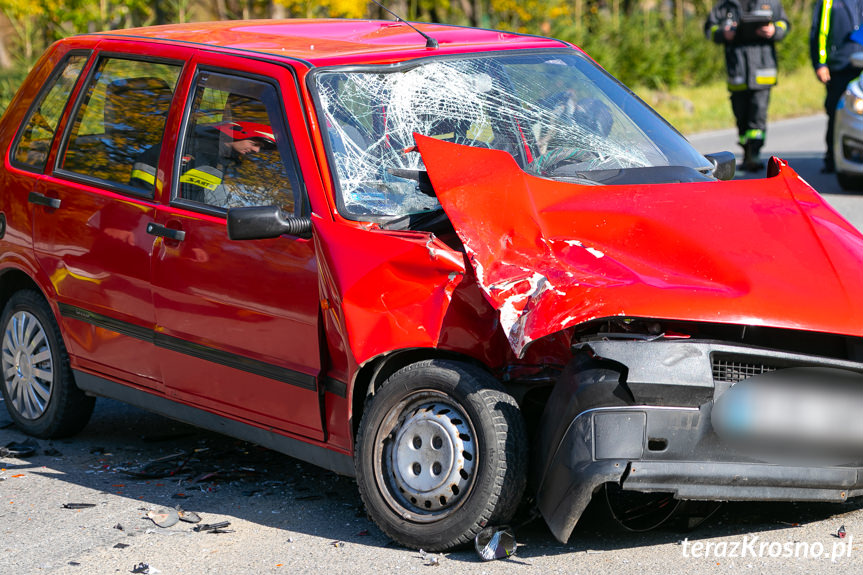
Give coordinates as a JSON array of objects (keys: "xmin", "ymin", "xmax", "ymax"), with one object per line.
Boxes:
[{"xmin": 417, "ymin": 136, "xmax": 863, "ymax": 356}]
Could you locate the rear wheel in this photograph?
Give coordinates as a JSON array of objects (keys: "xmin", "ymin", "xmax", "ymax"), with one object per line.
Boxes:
[
  {"xmin": 355, "ymin": 359, "xmax": 527, "ymax": 551},
  {"xmin": 0, "ymin": 290, "xmax": 94, "ymax": 438}
]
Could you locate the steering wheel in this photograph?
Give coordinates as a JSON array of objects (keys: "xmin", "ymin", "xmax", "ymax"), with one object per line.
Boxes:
[{"xmin": 530, "ymin": 146, "xmax": 599, "ymax": 175}]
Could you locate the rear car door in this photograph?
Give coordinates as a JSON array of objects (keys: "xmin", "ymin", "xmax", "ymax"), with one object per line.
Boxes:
[
  {"xmin": 149, "ymin": 53, "xmax": 324, "ymax": 439},
  {"xmin": 32, "ymin": 45, "xmax": 185, "ymax": 390}
]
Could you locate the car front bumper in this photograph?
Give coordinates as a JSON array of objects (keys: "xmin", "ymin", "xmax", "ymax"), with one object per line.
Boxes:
[
  {"xmin": 532, "ymin": 339, "xmax": 863, "ymax": 543},
  {"xmin": 834, "ymin": 100, "xmax": 863, "ymax": 176}
]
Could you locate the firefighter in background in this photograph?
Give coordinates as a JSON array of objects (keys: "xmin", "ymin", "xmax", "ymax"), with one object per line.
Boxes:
[
  {"xmin": 705, "ymin": 0, "xmax": 790, "ymax": 172},
  {"xmin": 809, "ymin": 0, "xmax": 863, "ymax": 174}
]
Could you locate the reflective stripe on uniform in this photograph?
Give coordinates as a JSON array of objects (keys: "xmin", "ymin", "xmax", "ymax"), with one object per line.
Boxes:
[
  {"xmin": 819, "ymin": 0, "xmax": 834, "ymax": 66},
  {"xmin": 755, "ymin": 68, "xmax": 777, "ymax": 85},
  {"xmin": 708, "ymin": 24, "xmax": 719, "ymax": 40},
  {"xmin": 131, "ymin": 162, "xmax": 156, "ymax": 186},
  {"xmin": 179, "ymin": 166, "xmax": 223, "ymax": 191},
  {"xmin": 742, "ymin": 129, "xmax": 765, "ymax": 143}
]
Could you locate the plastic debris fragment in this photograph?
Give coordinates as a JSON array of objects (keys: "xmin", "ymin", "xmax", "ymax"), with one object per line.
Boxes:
[
  {"xmin": 193, "ymin": 521, "xmax": 231, "ymax": 533},
  {"xmin": 475, "ymin": 526, "xmax": 516, "ymax": 561},
  {"xmin": 0, "ymin": 441, "xmax": 38, "ymax": 458},
  {"xmin": 146, "ymin": 508, "xmax": 179, "ymax": 528},
  {"xmin": 177, "ymin": 507, "xmax": 202, "ymax": 523},
  {"xmin": 838, "ymin": 525, "xmax": 847, "ymax": 539},
  {"xmin": 62, "ymin": 503, "xmax": 96, "ymax": 509}
]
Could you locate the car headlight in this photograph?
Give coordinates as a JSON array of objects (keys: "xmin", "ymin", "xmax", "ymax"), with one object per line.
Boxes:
[{"xmin": 843, "ymin": 91, "xmax": 863, "ymax": 115}]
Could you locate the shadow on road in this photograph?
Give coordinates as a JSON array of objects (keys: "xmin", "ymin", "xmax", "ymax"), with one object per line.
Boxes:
[{"xmin": 3, "ymin": 395, "xmax": 861, "ymax": 562}]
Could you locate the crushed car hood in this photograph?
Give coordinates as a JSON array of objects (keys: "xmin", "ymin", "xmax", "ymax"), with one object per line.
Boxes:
[{"xmin": 415, "ymin": 135, "xmax": 863, "ymax": 356}]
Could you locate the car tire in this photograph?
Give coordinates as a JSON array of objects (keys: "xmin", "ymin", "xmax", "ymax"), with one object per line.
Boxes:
[
  {"xmin": 0, "ymin": 290, "xmax": 94, "ymax": 438},
  {"xmin": 355, "ymin": 359, "xmax": 527, "ymax": 551},
  {"xmin": 837, "ymin": 172, "xmax": 863, "ymax": 191}
]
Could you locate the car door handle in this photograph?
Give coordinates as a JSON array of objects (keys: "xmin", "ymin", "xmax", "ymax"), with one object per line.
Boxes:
[
  {"xmin": 28, "ymin": 191, "xmax": 61, "ymax": 209},
  {"xmin": 146, "ymin": 222, "xmax": 186, "ymax": 241}
]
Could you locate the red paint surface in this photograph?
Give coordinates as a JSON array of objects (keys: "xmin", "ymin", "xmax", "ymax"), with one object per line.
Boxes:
[{"xmin": 416, "ymin": 135, "xmax": 863, "ymax": 356}]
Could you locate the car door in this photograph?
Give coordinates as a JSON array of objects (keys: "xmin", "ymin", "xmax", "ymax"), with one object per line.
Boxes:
[
  {"xmin": 31, "ymin": 48, "xmax": 185, "ymax": 390},
  {"xmin": 149, "ymin": 54, "xmax": 324, "ymax": 440}
]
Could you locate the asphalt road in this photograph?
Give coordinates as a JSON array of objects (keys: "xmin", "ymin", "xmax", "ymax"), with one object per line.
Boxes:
[
  {"xmin": 688, "ymin": 113, "xmax": 863, "ymax": 232},
  {"xmin": 2, "ymin": 115, "xmax": 862, "ymax": 575}
]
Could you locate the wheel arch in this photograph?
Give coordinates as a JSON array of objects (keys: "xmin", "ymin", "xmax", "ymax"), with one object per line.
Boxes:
[
  {"xmin": 0, "ymin": 267, "xmax": 49, "ymax": 315},
  {"xmin": 350, "ymin": 348, "xmax": 493, "ymax": 441}
]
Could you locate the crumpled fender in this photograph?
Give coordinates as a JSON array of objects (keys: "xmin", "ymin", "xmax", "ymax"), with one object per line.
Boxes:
[
  {"xmin": 415, "ymin": 135, "xmax": 863, "ymax": 357},
  {"xmin": 312, "ymin": 214, "xmax": 466, "ymax": 369}
]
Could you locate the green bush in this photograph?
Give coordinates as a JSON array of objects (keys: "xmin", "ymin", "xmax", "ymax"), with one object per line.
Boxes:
[
  {"xmin": 553, "ymin": 4, "xmax": 811, "ymax": 91},
  {"xmin": 0, "ymin": 68, "xmax": 31, "ymax": 117}
]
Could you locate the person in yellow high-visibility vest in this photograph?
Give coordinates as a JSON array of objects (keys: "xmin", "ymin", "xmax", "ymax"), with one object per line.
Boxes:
[{"xmin": 810, "ymin": 0, "xmax": 863, "ymax": 173}]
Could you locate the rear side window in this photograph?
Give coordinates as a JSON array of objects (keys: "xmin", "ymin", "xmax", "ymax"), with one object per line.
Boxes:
[
  {"xmin": 59, "ymin": 57, "xmax": 182, "ymax": 192},
  {"xmin": 172, "ymin": 71, "xmax": 299, "ymax": 213},
  {"xmin": 12, "ymin": 53, "xmax": 89, "ymax": 171}
]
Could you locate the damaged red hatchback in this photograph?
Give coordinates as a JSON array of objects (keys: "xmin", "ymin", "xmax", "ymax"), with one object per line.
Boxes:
[{"xmin": 1, "ymin": 19, "xmax": 862, "ymax": 551}]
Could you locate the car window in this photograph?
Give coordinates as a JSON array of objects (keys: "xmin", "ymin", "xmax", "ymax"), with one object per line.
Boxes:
[
  {"xmin": 58, "ymin": 57, "xmax": 181, "ymax": 192},
  {"xmin": 172, "ymin": 71, "xmax": 298, "ymax": 214},
  {"xmin": 11, "ymin": 53, "xmax": 89, "ymax": 171}
]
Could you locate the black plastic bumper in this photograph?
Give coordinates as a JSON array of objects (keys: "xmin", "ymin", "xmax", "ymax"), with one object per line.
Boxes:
[{"xmin": 532, "ymin": 340, "xmax": 863, "ymax": 544}]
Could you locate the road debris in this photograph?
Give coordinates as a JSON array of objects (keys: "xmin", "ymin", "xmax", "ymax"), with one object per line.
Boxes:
[
  {"xmin": 177, "ymin": 507, "xmax": 201, "ymax": 523},
  {"xmin": 146, "ymin": 508, "xmax": 179, "ymax": 528},
  {"xmin": 122, "ymin": 452, "xmax": 192, "ymax": 479},
  {"xmin": 62, "ymin": 503, "xmax": 96, "ymax": 509},
  {"xmin": 114, "ymin": 543, "xmax": 130, "ymax": 549},
  {"xmin": 193, "ymin": 521, "xmax": 232, "ymax": 533},
  {"xmin": 131, "ymin": 562, "xmax": 160, "ymax": 574},
  {"xmin": 329, "ymin": 540, "xmax": 345, "ymax": 548},
  {"xmin": 419, "ymin": 549, "xmax": 442, "ymax": 566},
  {"xmin": 475, "ymin": 526, "xmax": 516, "ymax": 561},
  {"xmin": 837, "ymin": 525, "xmax": 847, "ymax": 539},
  {"xmin": 0, "ymin": 440, "xmax": 38, "ymax": 458}
]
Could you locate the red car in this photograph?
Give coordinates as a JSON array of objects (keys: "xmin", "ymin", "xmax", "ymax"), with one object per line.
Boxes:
[{"xmin": 1, "ymin": 19, "xmax": 862, "ymax": 552}]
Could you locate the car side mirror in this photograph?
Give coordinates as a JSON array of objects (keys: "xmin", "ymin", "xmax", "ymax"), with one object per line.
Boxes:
[
  {"xmin": 704, "ymin": 151, "xmax": 736, "ymax": 181},
  {"xmin": 226, "ymin": 206, "xmax": 312, "ymax": 240}
]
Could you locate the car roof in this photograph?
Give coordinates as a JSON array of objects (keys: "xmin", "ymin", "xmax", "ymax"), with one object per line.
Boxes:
[{"xmin": 99, "ymin": 19, "xmax": 570, "ymax": 66}]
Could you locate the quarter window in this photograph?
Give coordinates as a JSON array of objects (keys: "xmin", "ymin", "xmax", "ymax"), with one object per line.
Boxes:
[
  {"xmin": 173, "ymin": 72, "xmax": 298, "ymax": 213},
  {"xmin": 59, "ymin": 57, "xmax": 181, "ymax": 191},
  {"xmin": 12, "ymin": 53, "xmax": 89, "ymax": 171}
]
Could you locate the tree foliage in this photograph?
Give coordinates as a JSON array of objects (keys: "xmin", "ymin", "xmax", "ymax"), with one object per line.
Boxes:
[{"xmin": 0, "ymin": 0, "xmax": 813, "ymax": 100}]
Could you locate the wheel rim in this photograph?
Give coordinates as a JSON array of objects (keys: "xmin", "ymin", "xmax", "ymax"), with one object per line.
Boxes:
[
  {"xmin": 373, "ymin": 390, "xmax": 478, "ymax": 523},
  {"xmin": 2, "ymin": 311, "xmax": 53, "ymax": 420}
]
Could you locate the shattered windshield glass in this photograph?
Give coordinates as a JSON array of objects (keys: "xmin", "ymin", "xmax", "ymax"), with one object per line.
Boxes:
[{"xmin": 313, "ymin": 50, "xmax": 710, "ymax": 220}]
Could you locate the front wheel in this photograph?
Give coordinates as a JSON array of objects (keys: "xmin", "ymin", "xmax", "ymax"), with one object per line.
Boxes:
[
  {"xmin": 836, "ymin": 171, "xmax": 863, "ymax": 191},
  {"xmin": 0, "ymin": 290, "xmax": 94, "ymax": 438},
  {"xmin": 355, "ymin": 360, "xmax": 527, "ymax": 551}
]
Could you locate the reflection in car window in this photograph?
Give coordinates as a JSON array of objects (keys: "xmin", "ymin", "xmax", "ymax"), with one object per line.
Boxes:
[
  {"xmin": 12, "ymin": 54, "xmax": 89, "ymax": 171},
  {"xmin": 315, "ymin": 52, "xmax": 711, "ymax": 220},
  {"xmin": 59, "ymin": 57, "xmax": 180, "ymax": 190},
  {"xmin": 173, "ymin": 72, "xmax": 297, "ymax": 213}
]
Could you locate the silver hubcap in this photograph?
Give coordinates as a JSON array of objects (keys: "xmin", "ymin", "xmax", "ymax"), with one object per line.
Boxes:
[
  {"xmin": 375, "ymin": 392, "xmax": 477, "ymax": 522},
  {"xmin": 2, "ymin": 311, "xmax": 53, "ymax": 420}
]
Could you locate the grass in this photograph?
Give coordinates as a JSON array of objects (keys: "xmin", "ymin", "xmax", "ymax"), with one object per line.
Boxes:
[{"xmin": 635, "ymin": 66, "xmax": 826, "ymax": 136}]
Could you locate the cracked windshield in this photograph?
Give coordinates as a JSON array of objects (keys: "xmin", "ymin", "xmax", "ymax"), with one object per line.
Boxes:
[{"xmin": 315, "ymin": 51, "xmax": 709, "ymax": 220}]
